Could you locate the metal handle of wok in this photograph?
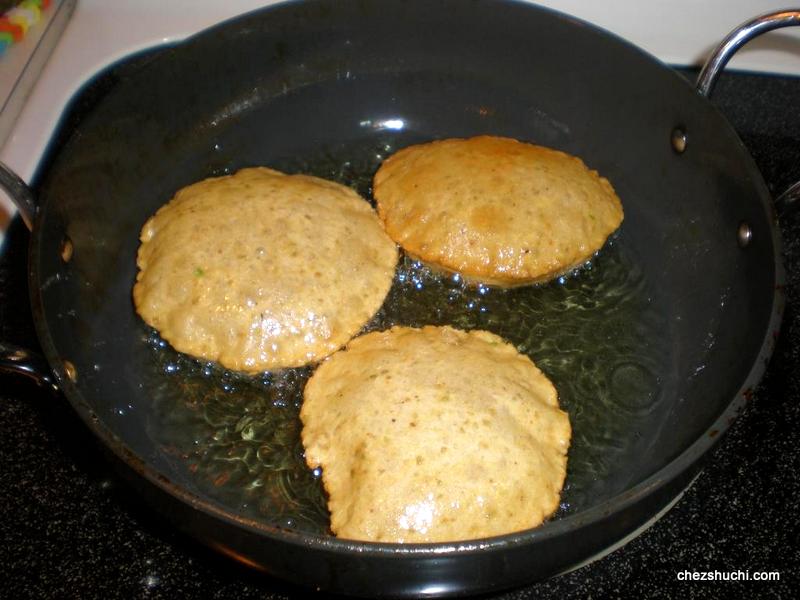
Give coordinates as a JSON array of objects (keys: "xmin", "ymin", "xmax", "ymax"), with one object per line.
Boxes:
[
  {"xmin": 0, "ymin": 342, "xmax": 57, "ymax": 392},
  {"xmin": 696, "ymin": 9, "xmax": 800, "ymax": 212},
  {"xmin": 0, "ymin": 161, "xmax": 57, "ymax": 391},
  {"xmin": 0, "ymin": 160, "xmax": 37, "ymax": 231}
]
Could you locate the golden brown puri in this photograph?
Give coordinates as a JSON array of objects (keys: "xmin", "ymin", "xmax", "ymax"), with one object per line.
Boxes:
[
  {"xmin": 133, "ymin": 167, "xmax": 398, "ymax": 372},
  {"xmin": 373, "ymin": 135, "xmax": 624, "ymax": 286},
  {"xmin": 300, "ymin": 325, "xmax": 571, "ymax": 543}
]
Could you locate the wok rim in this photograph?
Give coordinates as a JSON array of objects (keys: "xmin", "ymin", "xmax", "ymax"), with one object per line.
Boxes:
[{"xmin": 24, "ymin": 0, "xmax": 786, "ymax": 565}]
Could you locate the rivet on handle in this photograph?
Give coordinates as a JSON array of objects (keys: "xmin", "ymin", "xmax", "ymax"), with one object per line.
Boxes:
[
  {"xmin": 64, "ymin": 360, "xmax": 77, "ymax": 383},
  {"xmin": 671, "ymin": 127, "xmax": 687, "ymax": 154},
  {"xmin": 60, "ymin": 236, "xmax": 73, "ymax": 263},
  {"xmin": 738, "ymin": 222, "xmax": 753, "ymax": 248}
]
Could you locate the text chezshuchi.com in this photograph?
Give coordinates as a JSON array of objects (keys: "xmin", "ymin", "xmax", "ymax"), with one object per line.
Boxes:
[{"xmin": 677, "ymin": 570, "xmax": 780, "ymax": 582}]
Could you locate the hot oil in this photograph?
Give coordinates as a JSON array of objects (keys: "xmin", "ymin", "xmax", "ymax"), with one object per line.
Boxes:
[{"xmin": 144, "ymin": 137, "xmax": 669, "ymax": 535}]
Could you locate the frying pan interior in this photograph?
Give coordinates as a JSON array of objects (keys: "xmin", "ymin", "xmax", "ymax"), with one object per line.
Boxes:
[{"xmin": 31, "ymin": 0, "xmax": 776, "ymax": 539}]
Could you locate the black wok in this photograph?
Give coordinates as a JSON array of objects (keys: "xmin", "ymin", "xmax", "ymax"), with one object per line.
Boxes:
[{"xmin": 0, "ymin": 1, "xmax": 793, "ymax": 596}]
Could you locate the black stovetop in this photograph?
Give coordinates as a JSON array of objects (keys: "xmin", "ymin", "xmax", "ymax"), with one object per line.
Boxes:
[{"xmin": 1, "ymin": 66, "xmax": 798, "ymax": 598}]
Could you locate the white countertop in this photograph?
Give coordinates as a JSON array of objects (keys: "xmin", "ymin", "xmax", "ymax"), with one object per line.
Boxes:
[{"xmin": 1, "ymin": 0, "xmax": 799, "ymax": 226}]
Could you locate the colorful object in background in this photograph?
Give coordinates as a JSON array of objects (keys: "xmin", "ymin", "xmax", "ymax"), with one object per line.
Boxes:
[{"xmin": 0, "ymin": 0, "xmax": 50, "ymax": 56}]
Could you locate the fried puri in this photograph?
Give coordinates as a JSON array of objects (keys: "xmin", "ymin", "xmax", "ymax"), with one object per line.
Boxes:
[
  {"xmin": 133, "ymin": 167, "xmax": 398, "ymax": 372},
  {"xmin": 373, "ymin": 135, "xmax": 623, "ymax": 286},
  {"xmin": 300, "ymin": 325, "xmax": 571, "ymax": 543}
]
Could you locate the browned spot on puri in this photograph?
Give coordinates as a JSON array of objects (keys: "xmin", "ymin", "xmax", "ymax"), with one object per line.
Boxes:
[{"xmin": 468, "ymin": 205, "xmax": 508, "ymax": 231}]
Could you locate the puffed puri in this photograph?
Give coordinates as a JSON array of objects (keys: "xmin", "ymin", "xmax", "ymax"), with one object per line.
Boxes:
[
  {"xmin": 133, "ymin": 167, "xmax": 398, "ymax": 372},
  {"xmin": 300, "ymin": 325, "xmax": 572, "ymax": 543},
  {"xmin": 373, "ymin": 135, "xmax": 624, "ymax": 286}
]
